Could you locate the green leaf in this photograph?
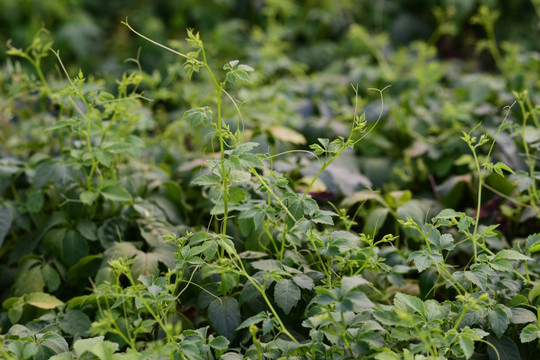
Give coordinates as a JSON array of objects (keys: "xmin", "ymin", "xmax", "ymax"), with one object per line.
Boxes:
[
  {"xmin": 80, "ymin": 191, "xmax": 98, "ymax": 206},
  {"xmin": 525, "ymin": 233, "xmax": 540, "ymax": 254},
  {"xmin": 7, "ymin": 298, "xmax": 24, "ymax": 324},
  {"xmin": 0, "ymin": 205, "xmax": 13, "ymax": 248},
  {"xmin": 433, "ymin": 208, "xmax": 464, "ymax": 220},
  {"xmin": 363, "ymin": 208, "xmax": 389, "ymax": 237},
  {"xmin": 49, "ymin": 352, "xmax": 73, "ymax": 360},
  {"xmin": 27, "ymin": 190, "xmax": 44, "ymax": 213},
  {"xmin": 105, "ymin": 142, "xmax": 132, "ymax": 154},
  {"xmin": 529, "ymin": 283, "xmax": 540, "ymax": 302},
  {"xmin": 13, "ymin": 265, "xmax": 45, "ymax": 296},
  {"xmin": 58, "ymin": 310, "xmax": 91, "ymax": 336},
  {"xmin": 459, "ymin": 334, "xmax": 475, "ymax": 359},
  {"xmin": 73, "ymin": 336, "xmax": 118, "ymax": 359},
  {"xmin": 192, "ymin": 174, "xmax": 221, "ymax": 186},
  {"xmin": 45, "ymin": 229, "xmax": 89, "ymax": 266},
  {"xmin": 510, "ymin": 308, "xmax": 536, "ymax": 324},
  {"xmin": 183, "ymin": 107, "xmax": 213, "ymax": 127},
  {"xmin": 292, "ymin": 274, "xmax": 314, "ymax": 290},
  {"xmin": 509, "ymin": 171, "xmax": 534, "ymax": 192},
  {"xmin": 239, "ymin": 153, "xmax": 264, "ymax": 168},
  {"xmin": 428, "ymin": 229, "xmax": 455, "ymax": 251},
  {"xmin": 488, "ymin": 306, "xmax": 510, "ymax": 338},
  {"xmin": 45, "ymin": 119, "xmax": 72, "ymax": 131},
  {"xmin": 520, "ymin": 324, "xmax": 540, "ymax": 343},
  {"xmin": 236, "ymin": 312, "xmax": 267, "ymax": 330},
  {"xmin": 42, "ymin": 264, "xmax": 60, "ymax": 292},
  {"xmin": 394, "ymin": 293, "xmax": 425, "ymax": 315},
  {"xmin": 274, "ymin": 279, "xmax": 301, "ymax": 314},
  {"xmin": 25, "ymin": 292, "xmax": 64, "ymax": 309},
  {"xmin": 74, "ymin": 337, "xmax": 105, "ymax": 357},
  {"xmin": 486, "ymin": 335, "xmax": 520, "ymax": 360},
  {"xmin": 492, "ymin": 162, "xmax": 514, "ymax": 175},
  {"xmin": 76, "ymin": 220, "xmax": 98, "ymax": 241},
  {"xmin": 101, "ymin": 185, "xmax": 132, "ymax": 202},
  {"xmin": 209, "ymin": 336, "xmax": 230, "ymax": 350},
  {"xmin": 373, "ymin": 310, "xmax": 402, "ymax": 326},
  {"xmin": 250, "ymin": 259, "xmax": 282, "ymax": 271},
  {"xmin": 287, "ymin": 198, "xmax": 304, "ymax": 228},
  {"xmin": 341, "ymin": 275, "xmax": 370, "ymax": 293},
  {"xmin": 311, "ymin": 209, "xmax": 335, "ymax": 225},
  {"xmin": 96, "ymin": 150, "xmax": 112, "ymax": 167},
  {"xmin": 208, "ymin": 297, "xmax": 241, "ymax": 341},
  {"xmin": 493, "ymin": 249, "xmax": 533, "ymax": 262},
  {"xmin": 35, "ymin": 332, "xmax": 69, "ymax": 360},
  {"xmin": 375, "ymin": 350, "xmax": 401, "ymax": 360},
  {"xmin": 408, "ymin": 251, "xmax": 431, "ymax": 272}
]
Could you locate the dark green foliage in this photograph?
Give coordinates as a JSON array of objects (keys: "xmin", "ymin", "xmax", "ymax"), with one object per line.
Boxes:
[{"xmin": 1, "ymin": 1, "xmax": 540, "ymax": 359}]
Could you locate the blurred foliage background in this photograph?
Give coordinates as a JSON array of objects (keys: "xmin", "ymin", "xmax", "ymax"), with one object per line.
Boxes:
[{"xmin": 1, "ymin": 0, "xmax": 538, "ymax": 75}]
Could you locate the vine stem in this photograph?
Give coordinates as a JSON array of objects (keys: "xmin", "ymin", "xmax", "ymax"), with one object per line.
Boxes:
[
  {"xmin": 200, "ymin": 42, "xmax": 229, "ymax": 240},
  {"xmin": 231, "ymin": 252, "xmax": 299, "ymax": 343}
]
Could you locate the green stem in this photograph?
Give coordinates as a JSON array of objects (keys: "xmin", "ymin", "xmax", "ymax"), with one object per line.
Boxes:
[
  {"xmin": 233, "ymin": 255, "xmax": 298, "ymax": 343},
  {"xmin": 252, "ymin": 170, "xmax": 296, "ymax": 222},
  {"xmin": 309, "ymin": 228, "xmax": 332, "ymax": 288},
  {"xmin": 468, "ymin": 145, "xmax": 482, "ymax": 263},
  {"xmin": 200, "ymin": 45, "xmax": 229, "ymax": 238}
]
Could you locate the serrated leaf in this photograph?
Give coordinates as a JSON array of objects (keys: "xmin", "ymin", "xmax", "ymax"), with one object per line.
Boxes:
[
  {"xmin": 464, "ymin": 271, "xmax": 487, "ymax": 291},
  {"xmin": 274, "ymin": 279, "xmax": 301, "ymax": 314},
  {"xmin": 341, "ymin": 275, "xmax": 369, "ymax": 293},
  {"xmin": 208, "ymin": 297, "xmax": 241, "ymax": 341},
  {"xmin": 101, "ymin": 185, "xmax": 132, "ymax": 202},
  {"xmin": 428, "ymin": 229, "xmax": 455, "ymax": 251},
  {"xmin": 192, "ymin": 174, "xmax": 221, "ymax": 186},
  {"xmin": 183, "ymin": 107, "xmax": 213, "ymax": 127},
  {"xmin": 35, "ymin": 332, "xmax": 69, "ymax": 360},
  {"xmin": 236, "ymin": 312, "xmax": 267, "ymax": 330},
  {"xmin": 73, "ymin": 337, "xmax": 106, "ymax": 357},
  {"xmin": 529, "ymin": 283, "xmax": 540, "ymax": 302},
  {"xmin": 292, "ymin": 274, "xmax": 314, "ymax": 290},
  {"xmin": 510, "ymin": 308, "xmax": 536, "ymax": 324},
  {"xmin": 525, "ymin": 233, "xmax": 540, "ymax": 253},
  {"xmin": 520, "ymin": 324, "xmax": 540, "ymax": 343},
  {"xmin": 251, "ymin": 259, "xmax": 282, "ymax": 271},
  {"xmin": 394, "ymin": 293, "xmax": 425, "ymax": 315},
  {"xmin": 493, "ymin": 249, "xmax": 533, "ymax": 262},
  {"xmin": 239, "ymin": 153, "xmax": 264, "ymax": 168},
  {"xmin": 25, "ymin": 292, "xmax": 64, "ymax": 309},
  {"xmin": 287, "ymin": 198, "xmax": 304, "ymax": 228},
  {"xmin": 408, "ymin": 251, "xmax": 431, "ymax": 272},
  {"xmin": 209, "ymin": 336, "xmax": 230, "ymax": 350},
  {"xmin": 58, "ymin": 310, "xmax": 91, "ymax": 336},
  {"xmin": 434, "ymin": 208, "xmax": 464, "ymax": 220},
  {"xmin": 488, "ymin": 307, "xmax": 510, "ymax": 338},
  {"xmin": 311, "ymin": 209, "xmax": 335, "ymax": 225},
  {"xmin": 373, "ymin": 310, "xmax": 403, "ymax": 326},
  {"xmin": 459, "ymin": 334, "xmax": 475, "ymax": 359}
]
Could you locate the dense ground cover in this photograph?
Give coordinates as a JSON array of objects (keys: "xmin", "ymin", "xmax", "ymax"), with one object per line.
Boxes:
[{"xmin": 1, "ymin": 1, "xmax": 539, "ymax": 359}]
